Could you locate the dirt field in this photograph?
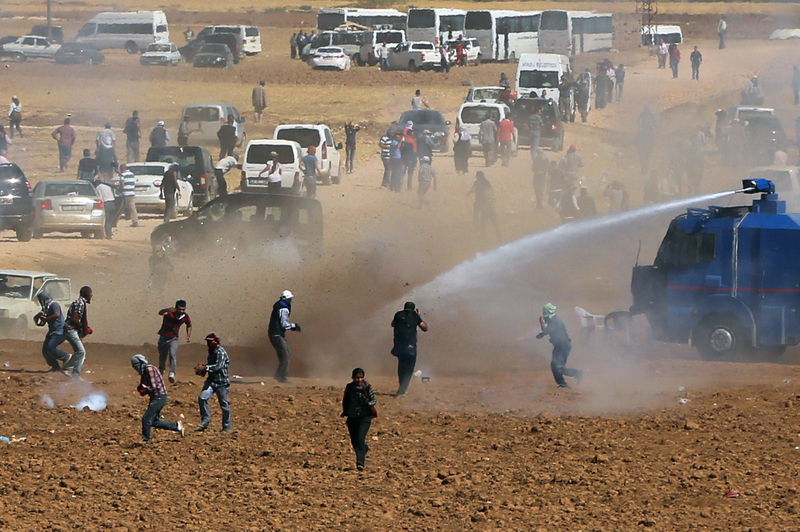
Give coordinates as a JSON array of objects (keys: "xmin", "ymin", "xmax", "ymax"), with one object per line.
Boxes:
[{"xmin": 2, "ymin": 1, "xmax": 800, "ymax": 529}]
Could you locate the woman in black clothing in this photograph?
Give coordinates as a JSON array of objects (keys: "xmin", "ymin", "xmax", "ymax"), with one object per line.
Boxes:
[{"xmin": 341, "ymin": 367, "xmax": 377, "ymax": 471}]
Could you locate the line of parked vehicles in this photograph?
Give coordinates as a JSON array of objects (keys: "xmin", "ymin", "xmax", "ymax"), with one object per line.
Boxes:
[{"xmin": 0, "ymin": 11, "xmax": 260, "ymax": 69}]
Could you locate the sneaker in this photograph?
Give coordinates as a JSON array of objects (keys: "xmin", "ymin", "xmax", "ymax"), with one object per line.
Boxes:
[
  {"xmin": 357, "ymin": 464, "xmax": 365, "ymax": 471},
  {"xmin": 221, "ymin": 425, "xmax": 231, "ymax": 433},
  {"xmin": 177, "ymin": 421, "xmax": 185, "ymax": 438},
  {"xmin": 47, "ymin": 366, "xmax": 61, "ymax": 373},
  {"xmin": 557, "ymin": 383, "xmax": 569, "ymax": 388},
  {"xmin": 168, "ymin": 372, "xmax": 175, "ymax": 384},
  {"xmin": 197, "ymin": 421, "xmax": 209, "ymax": 431}
]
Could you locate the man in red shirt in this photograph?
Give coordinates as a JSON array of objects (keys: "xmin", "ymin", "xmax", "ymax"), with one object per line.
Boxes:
[
  {"xmin": 52, "ymin": 117, "xmax": 77, "ymax": 173},
  {"xmin": 157, "ymin": 300, "xmax": 192, "ymax": 383},
  {"xmin": 497, "ymin": 117, "xmax": 516, "ymax": 167}
]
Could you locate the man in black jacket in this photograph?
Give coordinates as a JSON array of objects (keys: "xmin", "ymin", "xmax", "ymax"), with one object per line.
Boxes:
[
  {"xmin": 268, "ymin": 290, "xmax": 301, "ymax": 383},
  {"xmin": 536, "ymin": 303, "xmax": 583, "ymax": 388},
  {"xmin": 217, "ymin": 115, "xmax": 238, "ymax": 159},
  {"xmin": 391, "ymin": 301, "xmax": 428, "ymax": 396}
]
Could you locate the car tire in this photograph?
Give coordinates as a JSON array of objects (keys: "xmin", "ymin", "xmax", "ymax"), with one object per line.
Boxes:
[
  {"xmin": 33, "ymin": 229, "xmax": 43, "ymax": 239},
  {"xmin": 125, "ymin": 41, "xmax": 139, "ymax": 54},
  {"xmin": 94, "ymin": 230, "xmax": 105, "ymax": 239},
  {"xmin": 409, "ymin": 60, "xmax": 418, "ymax": 73},
  {"xmin": 15, "ymin": 228, "xmax": 32, "ymax": 242},
  {"xmin": 12, "ymin": 53, "xmax": 25, "ymax": 63},
  {"xmin": 475, "ymin": 54, "xmax": 481, "ymax": 66},
  {"xmin": 354, "ymin": 53, "xmax": 365, "ymax": 67},
  {"xmin": 81, "ymin": 231, "xmax": 93, "ymax": 239}
]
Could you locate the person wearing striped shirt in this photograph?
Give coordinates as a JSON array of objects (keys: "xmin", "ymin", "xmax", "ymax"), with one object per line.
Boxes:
[
  {"xmin": 197, "ymin": 333, "xmax": 231, "ymax": 432},
  {"xmin": 117, "ymin": 164, "xmax": 138, "ymax": 227},
  {"xmin": 131, "ymin": 354, "xmax": 184, "ymax": 442},
  {"xmin": 379, "ymin": 127, "xmax": 393, "ymax": 187}
]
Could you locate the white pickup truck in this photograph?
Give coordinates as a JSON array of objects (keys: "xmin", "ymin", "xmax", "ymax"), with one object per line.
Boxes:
[
  {"xmin": 2, "ymin": 35, "xmax": 61, "ymax": 62},
  {"xmin": 386, "ymin": 41, "xmax": 440, "ymax": 72}
]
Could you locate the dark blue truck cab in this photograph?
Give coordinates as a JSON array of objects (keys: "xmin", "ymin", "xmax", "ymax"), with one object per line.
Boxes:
[{"xmin": 631, "ymin": 179, "xmax": 798, "ymax": 359}]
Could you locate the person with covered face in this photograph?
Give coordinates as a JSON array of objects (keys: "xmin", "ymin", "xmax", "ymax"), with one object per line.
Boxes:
[
  {"xmin": 35, "ymin": 291, "xmax": 71, "ymax": 372},
  {"xmin": 269, "ymin": 290, "xmax": 301, "ymax": 383},
  {"xmin": 196, "ymin": 333, "xmax": 231, "ymax": 432},
  {"xmin": 62, "ymin": 286, "xmax": 93, "ymax": 378},
  {"xmin": 131, "ymin": 354, "xmax": 184, "ymax": 442},
  {"xmin": 341, "ymin": 367, "xmax": 377, "ymax": 470},
  {"xmin": 391, "ymin": 301, "xmax": 428, "ymax": 396},
  {"xmin": 536, "ymin": 303, "xmax": 584, "ymax": 388}
]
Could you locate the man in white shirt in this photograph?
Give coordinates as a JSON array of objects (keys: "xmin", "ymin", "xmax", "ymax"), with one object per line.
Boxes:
[
  {"xmin": 656, "ymin": 39, "xmax": 668, "ymax": 69},
  {"xmin": 95, "ymin": 124, "xmax": 117, "ymax": 181},
  {"xmin": 214, "ymin": 154, "xmax": 238, "ymax": 196},
  {"xmin": 378, "ymin": 43, "xmax": 389, "ymax": 71},
  {"xmin": 717, "ymin": 16, "xmax": 727, "ymax": 49},
  {"xmin": 257, "ymin": 151, "xmax": 283, "ymax": 194},
  {"xmin": 94, "ymin": 180, "xmax": 117, "ymax": 239}
]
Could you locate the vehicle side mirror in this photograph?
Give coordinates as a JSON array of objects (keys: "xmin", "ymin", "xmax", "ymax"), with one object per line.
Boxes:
[
  {"xmin": 336, "ymin": 142, "xmax": 343, "ymax": 150},
  {"xmin": 445, "ymin": 120, "xmax": 451, "ymax": 125}
]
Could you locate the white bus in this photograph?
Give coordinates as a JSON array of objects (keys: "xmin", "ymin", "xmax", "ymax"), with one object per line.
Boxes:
[
  {"xmin": 465, "ymin": 10, "xmax": 540, "ymax": 61},
  {"xmin": 538, "ymin": 10, "xmax": 613, "ymax": 55},
  {"xmin": 74, "ymin": 11, "xmax": 169, "ymax": 53},
  {"xmin": 316, "ymin": 8, "xmax": 406, "ymax": 31},
  {"xmin": 407, "ymin": 8, "xmax": 466, "ymax": 46}
]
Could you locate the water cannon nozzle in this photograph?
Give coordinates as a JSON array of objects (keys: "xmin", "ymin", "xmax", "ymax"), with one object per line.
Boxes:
[{"xmin": 740, "ymin": 178, "xmax": 775, "ymax": 195}]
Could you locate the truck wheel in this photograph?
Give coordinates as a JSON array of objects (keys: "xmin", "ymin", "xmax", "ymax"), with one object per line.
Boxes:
[
  {"xmin": 696, "ymin": 315, "xmax": 748, "ymax": 361},
  {"xmin": 15, "ymin": 228, "xmax": 32, "ymax": 242},
  {"xmin": 125, "ymin": 41, "xmax": 139, "ymax": 54},
  {"xmin": 408, "ymin": 60, "xmax": 418, "ymax": 73}
]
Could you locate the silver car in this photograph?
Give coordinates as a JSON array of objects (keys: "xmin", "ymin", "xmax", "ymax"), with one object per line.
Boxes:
[
  {"xmin": 112, "ymin": 162, "xmax": 194, "ymax": 214},
  {"xmin": 32, "ymin": 180, "xmax": 105, "ymax": 239}
]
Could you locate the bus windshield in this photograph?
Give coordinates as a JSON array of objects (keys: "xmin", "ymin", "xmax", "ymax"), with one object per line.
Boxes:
[
  {"xmin": 408, "ymin": 9, "xmax": 435, "ymax": 28},
  {"xmin": 540, "ymin": 11, "xmax": 568, "ymax": 31},
  {"xmin": 440, "ymin": 15, "xmax": 465, "ymax": 31},
  {"xmin": 465, "ymin": 12, "xmax": 492, "ymax": 31}
]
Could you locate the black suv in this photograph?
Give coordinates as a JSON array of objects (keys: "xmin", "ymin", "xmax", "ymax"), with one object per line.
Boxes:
[
  {"xmin": 0, "ymin": 163, "xmax": 34, "ymax": 241},
  {"xmin": 145, "ymin": 146, "xmax": 217, "ymax": 206},
  {"xmin": 397, "ymin": 109, "xmax": 451, "ymax": 152},
  {"xmin": 150, "ymin": 193, "xmax": 323, "ymax": 257},
  {"xmin": 511, "ymin": 98, "xmax": 565, "ymax": 152},
  {"xmin": 180, "ymin": 34, "xmax": 241, "ymax": 64}
]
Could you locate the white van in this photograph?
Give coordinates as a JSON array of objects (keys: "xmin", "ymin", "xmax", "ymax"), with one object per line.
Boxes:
[
  {"xmin": 194, "ymin": 25, "xmax": 261, "ymax": 55},
  {"xmin": 273, "ymin": 124, "xmax": 343, "ymax": 184},
  {"xmin": 74, "ymin": 11, "xmax": 169, "ymax": 54},
  {"xmin": 358, "ymin": 29, "xmax": 405, "ymax": 66},
  {"xmin": 641, "ymin": 25, "xmax": 683, "ymax": 46},
  {"xmin": 241, "ymin": 140, "xmax": 303, "ymax": 193},
  {"xmin": 457, "ymin": 102, "xmax": 517, "ymax": 152},
  {"xmin": 515, "ymin": 53, "xmax": 571, "ymax": 100}
]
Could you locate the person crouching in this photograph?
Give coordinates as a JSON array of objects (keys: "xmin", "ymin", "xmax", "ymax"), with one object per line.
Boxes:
[{"xmin": 131, "ymin": 354, "xmax": 184, "ymax": 442}]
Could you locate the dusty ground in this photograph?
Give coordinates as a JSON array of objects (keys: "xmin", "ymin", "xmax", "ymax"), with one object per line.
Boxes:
[{"xmin": 1, "ymin": 1, "xmax": 800, "ymax": 530}]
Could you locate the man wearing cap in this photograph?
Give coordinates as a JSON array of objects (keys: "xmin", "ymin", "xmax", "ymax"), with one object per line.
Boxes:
[
  {"xmin": 269, "ymin": 290, "xmax": 301, "ymax": 383},
  {"xmin": 536, "ymin": 303, "xmax": 583, "ymax": 388},
  {"xmin": 258, "ymin": 151, "xmax": 283, "ymax": 194},
  {"xmin": 196, "ymin": 333, "xmax": 231, "ymax": 432},
  {"xmin": 391, "ymin": 302, "xmax": 428, "ymax": 396},
  {"xmin": 131, "ymin": 354, "xmax": 184, "ymax": 442},
  {"xmin": 252, "ymin": 80, "xmax": 267, "ymax": 123},
  {"xmin": 149, "ymin": 120, "xmax": 171, "ymax": 148},
  {"xmin": 157, "ymin": 300, "xmax": 192, "ymax": 384}
]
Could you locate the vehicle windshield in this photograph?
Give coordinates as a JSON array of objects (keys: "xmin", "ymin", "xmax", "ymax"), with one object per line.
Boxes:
[
  {"xmin": 0, "ymin": 275, "xmax": 32, "ymax": 299},
  {"xmin": 513, "ymin": 99, "xmax": 558, "ymax": 121},
  {"xmin": 655, "ymin": 221, "xmax": 716, "ymax": 268},
  {"xmin": 184, "ymin": 107, "xmax": 220, "ymax": 122},
  {"xmin": 214, "ymin": 27, "xmax": 240, "ymax": 34},
  {"xmin": 148, "ymin": 148, "xmax": 200, "ymax": 176},
  {"xmin": 43, "ymin": 182, "xmax": 97, "ymax": 197},
  {"xmin": 461, "ymin": 106, "xmax": 501, "ymax": 124},
  {"xmin": 411, "ymin": 42, "xmax": 435, "ymax": 50},
  {"xmin": 470, "ymin": 88, "xmax": 502, "ymax": 101},
  {"xmin": 408, "ymin": 9, "xmax": 435, "ymax": 28},
  {"xmin": 128, "ymin": 165, "xmax": 166, "ymax": 177},
  {"xmin": 465, "ymin": 11, "xmax": 492, "ymax": 31},
  {"xmin": 518, "ymin": 70, "xmax": 560, "ymax": 88},
  {"xmin": 540, "ymin": 11, "xmax": 568, "ymax": 31},
  {"xmin": 440, "ymin": 15, "xmax": 465, "ymax": 32},
  {"xmin": 399, "ymin": 110, "xmax": 445, "ymax": 125},
  {"xmin": 247, "ymin": 145, "xmax": 296, "ymax": 165},
  {"xmin": 147, "ymin": 43, "xmax": 173, "ymax": 52},
  {"xmin": 245, "ymin": 27, "xmax": 259, "ymax": 37},
  {"xmin": 0, "ymin": 166, "xmax": 28, "ymax": 195},
  {"xmin": 316, "ymin": 47, "xmax": 341, "ymax": 54},
  {"xmin": 199, "ymin": 44, "xmax": 228, "ymax": 54},
  {"xmin": 276, "ymin": 129, "xmax": 322, "ymax": 147},
  {"xmin": 377, "ymin": 32, "xmax": 403, "ymax": 44}
]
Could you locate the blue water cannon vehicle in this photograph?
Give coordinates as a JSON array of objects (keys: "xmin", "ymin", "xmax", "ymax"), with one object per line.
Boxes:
[{"xmin": 631, "ymin": 179, "xmax": 800, "ymax": 359}]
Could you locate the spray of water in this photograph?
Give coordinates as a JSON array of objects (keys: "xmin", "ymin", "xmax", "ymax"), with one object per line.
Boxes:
[{"xmin": 408, "ymin": 190, "xmax": 737, "ymax": 302}]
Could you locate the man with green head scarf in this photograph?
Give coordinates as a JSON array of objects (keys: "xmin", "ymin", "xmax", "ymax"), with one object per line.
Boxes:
[{"xmin": 536, "ymin": 303, "xmax": 584, "ymax": 387}]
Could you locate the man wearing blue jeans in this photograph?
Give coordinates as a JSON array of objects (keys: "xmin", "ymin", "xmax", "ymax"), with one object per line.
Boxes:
[
  {"xmin": 197, "ymin": 333, "xmax": 231, "ymax": 432},
  {"xmin": 344, "ymin": 122, "xmax": 360, "ymax": 174},
  {"xmin": 35, "ymin": 291, "xmax": 70, "ymax": 372},
  {"xmin": 63, "ymin": 286, "xmax": 93, "ymax": 378},
  {"xmin": 157, "ymin": 300, "xmax": 192, "ymax": 384},
  {"xmin": 391, "ymin": 301, "xmax": 428, "ymax": 396},
  {"xmin": 131, "ymin": 354, "xmax": 184, "ymax": 442}
]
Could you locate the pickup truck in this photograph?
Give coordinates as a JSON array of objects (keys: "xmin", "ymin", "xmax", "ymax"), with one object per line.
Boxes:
[
  {"xmin": 2, "ymin": 35, "xmax": 60, "ymax": 62},
  {"xmin": 386, "ymin": 41, "xmax": 440, "ymax": 72}
]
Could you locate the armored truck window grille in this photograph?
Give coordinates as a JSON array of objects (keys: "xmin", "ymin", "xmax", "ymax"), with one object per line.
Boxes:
[{"xmin": 656, "ymin": 225, "xmax": 716, "ymax": 268}]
